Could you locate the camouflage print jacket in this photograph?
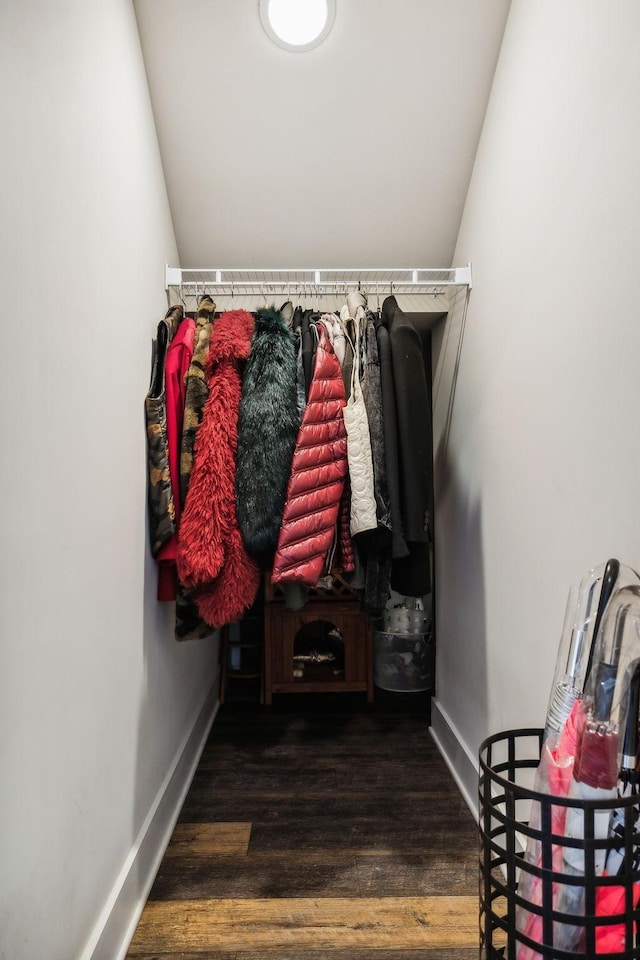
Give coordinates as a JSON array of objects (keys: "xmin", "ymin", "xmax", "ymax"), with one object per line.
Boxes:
[
  {"xmin": 180, "ymin": 296, "xmax": 215, "ymax": 505},
  {"xmin": 145, "ymin": 305, "xmax": 183, "ymax": 556}
]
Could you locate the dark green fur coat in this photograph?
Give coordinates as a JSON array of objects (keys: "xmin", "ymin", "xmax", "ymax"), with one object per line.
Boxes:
[{"xmin": 236, "ymin": 307, "xmax": 300, "ymax": 565}]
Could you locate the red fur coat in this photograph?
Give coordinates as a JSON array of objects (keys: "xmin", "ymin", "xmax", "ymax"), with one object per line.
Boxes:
[{"xmin": 177, "ymin": 309, "xmax": 260, "ymax": 627}]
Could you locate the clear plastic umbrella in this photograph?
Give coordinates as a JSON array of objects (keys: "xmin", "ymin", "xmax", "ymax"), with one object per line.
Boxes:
[
  {"xmin": 554, "ymin": 586, "xmax": 640, "ymax": 954},
  {"xmin": 515, "ymin": 560, "xmax": 623, "ymax": 960},
  {"xmin": 595, "ymin": 663, "xmax": 640, "ymax": 954},
  {"xmin": 604, "ymin": 663, "xmax": 640, "ymax": 878}
]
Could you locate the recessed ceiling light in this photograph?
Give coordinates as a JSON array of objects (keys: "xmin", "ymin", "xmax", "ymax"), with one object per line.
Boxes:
[{"xmin": 259, "ymin": 0, "xmax": 336, "ymax": 52}]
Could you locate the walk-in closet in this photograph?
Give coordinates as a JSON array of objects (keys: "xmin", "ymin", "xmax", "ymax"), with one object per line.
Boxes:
[{"xmin": 4, "ymin": 2, "xmax": 640, "ymax": 958}]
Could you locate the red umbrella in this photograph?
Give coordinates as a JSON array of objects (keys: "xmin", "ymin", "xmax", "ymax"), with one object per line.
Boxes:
[
  {"xmin": 554, "ymin": 718, "xmax": 620, "ymax": 953},
  {"xmin": 516, "ymin": 699, "xmax": 585, "ymax": 960},
  {"xmin": 595, "ymin": 881, "xmax": 640, "ymax": 953}
]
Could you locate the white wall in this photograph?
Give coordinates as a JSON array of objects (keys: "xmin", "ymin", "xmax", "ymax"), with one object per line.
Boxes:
[
  {"xmin": 0, "ymin": 3, "xmax": 219, "ymax": 958},
  {"xmin": 432, "ymin": 0, "xmax": 640, "ymax": 799}
]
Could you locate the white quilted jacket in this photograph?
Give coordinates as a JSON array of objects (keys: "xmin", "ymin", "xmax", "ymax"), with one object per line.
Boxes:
[
  {"xmin": 320, "ymin": 312, "xmax": 345, "ymax": 365},
  {"xmin": 341, "ymin": 293, "xmax": 377, "ymax": 537}
]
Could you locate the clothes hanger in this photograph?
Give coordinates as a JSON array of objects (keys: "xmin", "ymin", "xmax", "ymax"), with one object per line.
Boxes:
[{"xmin": 279, "ymin": 281, "xmax": 293, "ymax": 319}]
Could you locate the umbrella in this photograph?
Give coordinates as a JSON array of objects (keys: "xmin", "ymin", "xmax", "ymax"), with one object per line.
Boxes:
[
  {"xmin": 515, "ymin": 701, "xmax": 590, "ymax": 960},
  {"xmin": 604, "ymin": 664, "xmax": 640, "ymax": 878},
  {"xmin": 515, "ymin": 562, "xmax": 619, "ymax": 960},
  {"xmin": 554, "ymin": 590, "xmax": 640, "ymax": 953},
  {"xmin": 595, "ymin": 883, "xmax": 640, "ymax": 954},
  {"xmin": 595, "ymin": 663, "xmax": 640, "ymax": 954},
  {"xmin": 545, "ymin": 561, "xmax": 619, "ymax": 739},
  {"xmin": 554, "ymin": 714, "xmax": 619, "ymax": 953}
]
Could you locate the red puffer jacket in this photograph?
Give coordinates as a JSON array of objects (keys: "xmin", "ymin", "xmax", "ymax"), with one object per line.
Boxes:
[{"xmin": 271, "ymin": 324, "xmax": 347, "ymax": 585}]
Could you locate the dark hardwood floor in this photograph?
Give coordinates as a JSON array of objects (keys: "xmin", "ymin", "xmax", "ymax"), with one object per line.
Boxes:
[{"xmin": 127, "ymin": 693, "xmax": 479, "ymax": 959}]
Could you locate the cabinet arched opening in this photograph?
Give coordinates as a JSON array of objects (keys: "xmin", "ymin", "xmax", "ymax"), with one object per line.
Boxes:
[{"xmin": 292, "ymin": 620, "xmax": 345, "ymax": 682}]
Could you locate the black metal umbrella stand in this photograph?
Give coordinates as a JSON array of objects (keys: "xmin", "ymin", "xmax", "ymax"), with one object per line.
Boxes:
[{"xmin": 479, "ymin": 728, "xmax": 640, "ymax": 960}]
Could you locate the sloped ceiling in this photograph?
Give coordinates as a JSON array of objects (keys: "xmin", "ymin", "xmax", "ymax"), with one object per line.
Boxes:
[{"xmin": 134, "ymin": 0, "xmax": 511, "ymax": 269}]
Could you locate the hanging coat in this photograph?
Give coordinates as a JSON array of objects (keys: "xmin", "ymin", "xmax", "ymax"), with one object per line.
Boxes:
[
  {"xmin": 180, "ymin": 295, "xmax": 215, "ymax": 505},
  {"xmin": 145, "ymin": 304, "xmax": 183, "ymax": 556},
  {"xmin": 301, "ymin": 310, "xmax": 315, "ymax": 400},
  {"xmin": 341, "ymin": 294, "xmax": 377, "ymax": 537},
  {"xmin": 362, "ymin": 313, "xmax": 391, "ymax": 530},
  {"xmin": 320, "ymin": 312, "xmax": 345, "ymax": 366},
  {"xmin": 291, "ymin": 305, "xmax": 307, "ymax": 417},
  {"xmin": 383, "ymin": 295, "xmax": 433, "ymax": 597},
  {"xmin": 177, "ymin": 309, "xmax": 260, "ymax": 627},
  {"xmin": 386, "ymin": 296, "xmax": 433, "ymax": 541},
  {"xmin": 235, "ymin": 307, "xmax": 300, "ymax": 566},
  {"xmin": 156, "ymin": 314, "xmax": 196, "ymax": 600},
  {"xmin": 337, "ymin": 476, "xmax": 355, "ymax": 574},
  {"xmin": 321, "ymin": 313, "xmax": 354, "ymax": 573},
  {"xmin": 271, "ymin": 324, "xmax": 348, "ymax": 586},
  {"xmin": 341, "ymin": 315, "xmax": 355, "ymax": 399},
  {"xmin": 173, "ymin": 296, "xmax": 217, "ymax": 639},
  {"xmin": 375, "ymin": 308, "xmax": 409, "ymax": 561},
  {"xmin": 360, "ymin": 312, "xmax": 393, "ymax": 617}
]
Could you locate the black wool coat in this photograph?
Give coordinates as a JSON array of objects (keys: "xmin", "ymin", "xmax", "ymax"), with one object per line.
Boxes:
[
  {"xmin": 375, "ymin": 307, "xmax": 408, "ymax": 561},
  {"xmin": 382, "ymin": 295, "xmax": 437, "ymax": 597},
  {"xmin": 301, "ymin": 309, "xmax": 315, "ymax": 400},
  {"xmin": 236, "ymin": 307, "xmax": 300, "ymax": 566}
]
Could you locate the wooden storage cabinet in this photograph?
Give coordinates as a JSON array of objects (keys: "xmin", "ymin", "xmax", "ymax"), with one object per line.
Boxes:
[{"xmin": 264, "ymin": 580, "xmax": 374, "ymax": 704}]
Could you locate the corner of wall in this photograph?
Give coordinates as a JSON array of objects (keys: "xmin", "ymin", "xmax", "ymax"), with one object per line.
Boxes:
[{"xmin": 429, "ymin": 696, "xmax": 479, "ymax": 822}]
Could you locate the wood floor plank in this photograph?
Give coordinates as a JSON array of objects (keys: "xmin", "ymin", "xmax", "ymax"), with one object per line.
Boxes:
[
  {"xmin": 150, "ymin": 850, "xmax": 364, "ymax": 900},
  {"xmin": 130, "ymin": 950, "xmax": 476, "ymax": 960},
  {"xmin": 127, "ymin": 896, "xmax": 478, "ymax": 954},
  {"xmin": 243, "ymin": 820, "xmax": 472, "ymax": 854},
  {"xmin": 198, "ymin": 716, "xmax": 433, "ymax": 762},
  {"xmin": 179, "ymin": 792, "xmax": 470, "ymax": 832},
  {"xmin": 181, "ymin": 785, "xmax": 462, "ymax": 805},
  {"xmin": 149, "ymin": 848, "xmax": 477, "ymax": 901},
  {"xmin": 186, "ymin": 769, "xmax": 339, "ymax": 795},
  {"xmin": 186, "ymin": 754, "xmax": 461, "ymax": 794},
  {"xmin": 355, "ymin": 853, "xmax": 478, "ymax": 898},
  {"xmin": 229, "ymin": 951, "xmax": 477, "ymax": 960},
  {"xmin": 165, "ymin": 823, "xmax": 252, "ymax": 858}
]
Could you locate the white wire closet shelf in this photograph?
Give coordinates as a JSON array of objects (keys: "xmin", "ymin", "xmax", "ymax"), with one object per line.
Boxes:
[{"xmin": 165, "ymin": 264, "xmax": 473, "ymax": 298}]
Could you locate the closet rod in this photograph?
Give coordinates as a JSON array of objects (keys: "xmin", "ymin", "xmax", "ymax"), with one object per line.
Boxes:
[{"xmin": 165, "ymin": 264, "xmax": 473, "ymax": 292}]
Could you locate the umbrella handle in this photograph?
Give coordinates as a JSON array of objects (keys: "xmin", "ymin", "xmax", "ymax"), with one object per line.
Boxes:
[
  {"xmin": 585, "ymin": 558, "xmax": 620, "ymax": 683},
  {"xmin": 621, "ymin": 663, "xmax": 640, "ymax": 769}
]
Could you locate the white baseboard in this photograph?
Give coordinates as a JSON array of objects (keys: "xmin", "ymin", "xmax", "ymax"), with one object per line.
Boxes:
[
  {"xmin": 429, "ymin": 696, "xmax": 479, "ymax": 822},
  {"xmin": 81, "ymin": 671, "xmax": 220, "ymax": 960}
]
